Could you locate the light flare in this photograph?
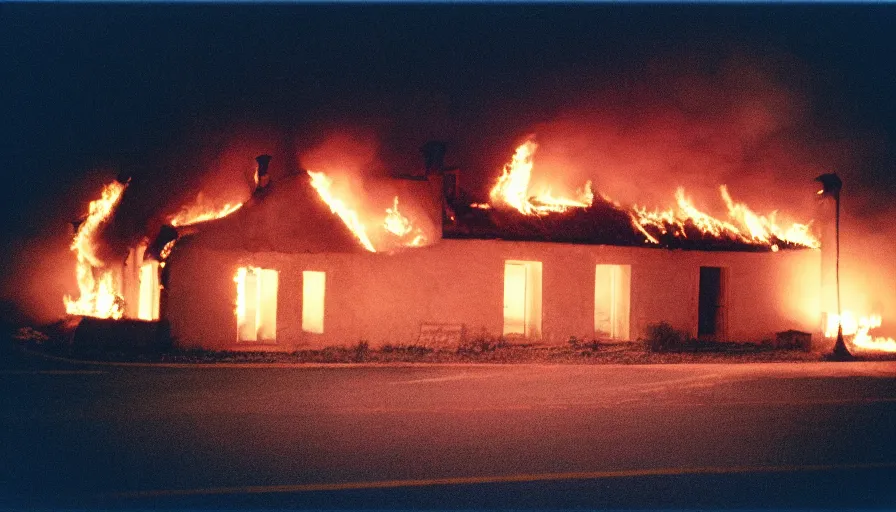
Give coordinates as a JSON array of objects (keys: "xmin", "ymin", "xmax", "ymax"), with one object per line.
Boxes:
[{"xmin": 63, "ymin": 181, "xmax": 127, "ymax": 319}]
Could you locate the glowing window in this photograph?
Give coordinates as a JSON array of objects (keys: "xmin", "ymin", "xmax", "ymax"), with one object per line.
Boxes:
[
  {"xmin": 137, "ymin": 261, "xmax": 160, "ymax": 321},
  {"xmin": 503, "ymin": 260, "xmax": 542, "ymax": 338},
  {"xmin": 235, "ymin": 267, "xmax": 279, "ymax": 343},
  {"xmin": 302, "ymin": 271, "xmax": 326, "ymax": 334},
  {"xmin": 595, "ymin": 264, "xmax": 631, "ymax": 340}
]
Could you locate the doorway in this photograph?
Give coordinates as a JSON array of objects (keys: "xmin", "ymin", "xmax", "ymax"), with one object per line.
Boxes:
[{"xmin": 698, "ymin": 266, "xmax": 726, "ymax": 340}]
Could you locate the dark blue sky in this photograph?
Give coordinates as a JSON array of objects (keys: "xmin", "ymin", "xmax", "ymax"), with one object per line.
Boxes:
[{"xmin": 2, "ymin": 3, "xmax": 895, "ymax": 240}]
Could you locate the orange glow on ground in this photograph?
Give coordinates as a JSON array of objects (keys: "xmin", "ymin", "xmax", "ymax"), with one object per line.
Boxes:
[{"xmin": 825, "ymin": 312, "xmax": 896, "ymax": 354}]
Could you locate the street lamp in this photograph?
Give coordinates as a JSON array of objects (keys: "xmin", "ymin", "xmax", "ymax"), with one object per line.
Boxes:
[{"xmin": 815, "ymin": 173, "xmax": 852, "ymax": 360}]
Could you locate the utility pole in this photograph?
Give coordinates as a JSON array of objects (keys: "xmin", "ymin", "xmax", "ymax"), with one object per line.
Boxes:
[{"xmin": 815, "ymin": 173, "xmax": 852, "ymax": 360}]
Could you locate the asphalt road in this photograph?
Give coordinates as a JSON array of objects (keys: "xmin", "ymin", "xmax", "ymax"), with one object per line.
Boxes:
[{"xmin": 1, "ymin": 342, "xmax": 895, "ymax": 510}]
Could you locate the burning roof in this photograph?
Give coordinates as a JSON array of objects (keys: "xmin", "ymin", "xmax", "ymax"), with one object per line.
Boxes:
[{"xmin": 450, "ymin": 138, "xmax": 819, "ymax": 252}]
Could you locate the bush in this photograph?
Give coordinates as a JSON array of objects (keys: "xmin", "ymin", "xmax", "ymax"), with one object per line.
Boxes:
[
  {"xmin": 644, "ymin": 321, "xmax": 689, "ymax": 352},
  {"xmin": 457, "ymin": 333, "xmax": 507, "ymax": 354},
  {"xmin": 353, "ymin": 340, "xmax": 370, "ymax": 362},
  {"xmin": 381, "ymin": 344, "xmax": 433, "ymax": 355},
  {"xmin": 568, "ymin": 336, "xmax": 600, "ymax": 351}
]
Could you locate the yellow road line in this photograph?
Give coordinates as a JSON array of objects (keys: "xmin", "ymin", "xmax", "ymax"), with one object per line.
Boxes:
[{"xmin": 110, "ymin": 462, "xmax": 896, "ymax": 499}]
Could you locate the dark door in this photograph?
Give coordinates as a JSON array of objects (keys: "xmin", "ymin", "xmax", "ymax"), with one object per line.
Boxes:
[{"xmin": 698, "ymin": 267, "xmax": 724, "ymax": 339}]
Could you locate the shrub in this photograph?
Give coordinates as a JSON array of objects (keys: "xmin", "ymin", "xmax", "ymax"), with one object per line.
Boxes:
[
  {"xmin": 457, "ymin": 333, "xmax": 507, "ymax": 354},
  {"xmin": 644, "ymin": 321, "xmax": 689, "ymax": 352},
  {"xmin": 381, "ymin": 344, "xmax": 433, "ymax": 355},
  {"xmin": 353, "ymin": 340, "xmax": 370, "ymax": 362},
  {"xmin": 568, "ymin": 336, "xmax": 600, "ymax": 351}
]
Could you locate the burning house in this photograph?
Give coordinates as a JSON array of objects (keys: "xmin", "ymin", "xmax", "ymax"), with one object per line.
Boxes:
[{"xmin": 62, "ymin": 137, "xmax": 895, "ymax": 353}]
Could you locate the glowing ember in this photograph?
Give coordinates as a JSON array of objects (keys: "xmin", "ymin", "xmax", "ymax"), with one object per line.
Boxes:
[
  {"xmin": 159, "ymin": 239, "xmax": 177, "ymax": 260},
  {"xmin": 63, "ymin": 181, "xmax": 127, "ymax": 319},
  {"xmin": 825, "ymin": 311, "xmax": 896, "ymax": 353},
  {"xmin": 169, "ymin": 192, "xmax": 244, "ymax": 227},
  {"xmin": 384, "ymin": 196, "xmax": 427, "ymax": 247},
  {"xmin": 489, "ymin": 138, "xmax": 594, "ymax": 216},
  {"xmin": 307, "ymin": 170, "xmax": 376, "ymax": 252}
]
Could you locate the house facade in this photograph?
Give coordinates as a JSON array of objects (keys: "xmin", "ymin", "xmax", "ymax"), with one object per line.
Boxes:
[{"xmin": 163, "ymin": 174, "xmax": 822, "ymax": 350}]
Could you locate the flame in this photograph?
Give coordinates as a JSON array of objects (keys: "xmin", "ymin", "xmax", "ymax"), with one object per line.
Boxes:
[
  {"xmin": 489, "ymin": 139, "xmax": 594, "ymax": 216},
  {"xmin": 159, "ymin": 239, "xmax": 177, "ymax": 260},
  {"xmin": 169, "ymin": 192, "xmax": 244, "ymax": 227},
  {"xmin": 63, "ymin": 181, "xmax": 127, "ymax": 319},
  {"xmin": 825, "ymin": 312, "xmax": 896, "ymax": 353},
  {"xmin": 629, "ymin": 186, "xmax": 819, "ymax": 248},
  {"xmin": 384, "ymin": 196, "xmax": 427, "ymax": 247},
  {"xmin": 720, "ymin": 186, "xmax": 819, "ymax": 248},
  {"xmin": 307, "ymin": 170, "xmax": 376, "ymax": 252},
  {"xmin": 384, "ymin": 196, "xmax": 413, "ymax": 237},
  {"xmin": 483, "ymin": 138, "xmax": 817, "ymax": 249}
]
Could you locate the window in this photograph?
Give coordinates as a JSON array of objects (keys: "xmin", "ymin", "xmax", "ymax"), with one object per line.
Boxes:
[
  {"xmin": 137, "ymin": 260, "xmax": 160, "ymax": 321},
  {"xmin": 594, "ymin": 264, "xmax": 631, "ymax": 340},
  {"xmin": 503, "ymin": 260, "xmax": 542, "ymax": 338},
  {"xmin": 302, "ymin": 271, "xmax": 326, "ymax": 334},
  {"xmin": 235, "ymin": 267, "xmax": 279, "ymax": 343}
]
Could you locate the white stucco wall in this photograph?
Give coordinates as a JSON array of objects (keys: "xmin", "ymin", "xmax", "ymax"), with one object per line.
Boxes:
[{"xmin": 165, "ymin": 238, "xmax": 821, "ymax": 350}]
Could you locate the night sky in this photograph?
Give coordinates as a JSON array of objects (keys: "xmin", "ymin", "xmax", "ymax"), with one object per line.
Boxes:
[{"xmin": 2, "ymin": 3, "xmax": 895, "ymax": 322}]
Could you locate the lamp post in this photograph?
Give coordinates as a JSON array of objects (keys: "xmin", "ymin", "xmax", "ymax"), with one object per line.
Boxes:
[{"xmin": 815, "ymin": 173, "xmax": 852, "ymax": 360}]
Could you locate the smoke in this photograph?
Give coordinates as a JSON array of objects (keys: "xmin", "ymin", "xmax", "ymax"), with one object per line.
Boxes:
[
  {"xmin": 491, "ymin": 52, "xmax": 894, "ymax": 335},
  {"xmin": 3, "ymin": 39, "xmax": 894, "ymax": 333}
]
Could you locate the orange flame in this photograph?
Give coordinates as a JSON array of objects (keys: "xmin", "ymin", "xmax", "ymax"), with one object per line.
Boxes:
[
  {"xmin": 720, "ymin": 186, "xmax": 819, "ymax": 248},
  {"xmin": 629, "ymin": 186, "xmax": 819, "ymax": 248},
  {"xmin": 169, "ymin": 192, "xmax": 244, "ymax": 227},
  {"xmin": 307, "ymin": 170, "xmax": 376, "ymax": 252},
  {"xmin": 489, "ymin": 139, "xmax": 594, "ymax": 216},
  {"xmin": 384, "ymin": 196, "xmax": 427, "ymax": 247},
  {"xmin": 63, "ymin": 181, "xmax": 127, "ymax": 319},
  {"xmin": 825, "ymin": 312, "xmax": 896, "ymax": 353},
  {"xmin": 484, "ymin": 139, "xmax": 817, "ymax": 250}
]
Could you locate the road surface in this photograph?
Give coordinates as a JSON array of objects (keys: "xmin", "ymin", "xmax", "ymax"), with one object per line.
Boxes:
[{"xmin": 1, "ymin": 342, "xmax": 895, "ymax": 509}]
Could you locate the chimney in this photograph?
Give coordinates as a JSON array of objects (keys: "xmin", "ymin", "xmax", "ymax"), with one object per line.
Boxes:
[
  {"xmin": 146, "ymin": 225, "xmax": 179, "ymax": 261},
  {"xmin": 420, "ymin": 141, "xmax": 446, "ymax": 175},
  {"xmin": 254, "ymin": 155, "xmax": 273, "ymax": 194}
]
